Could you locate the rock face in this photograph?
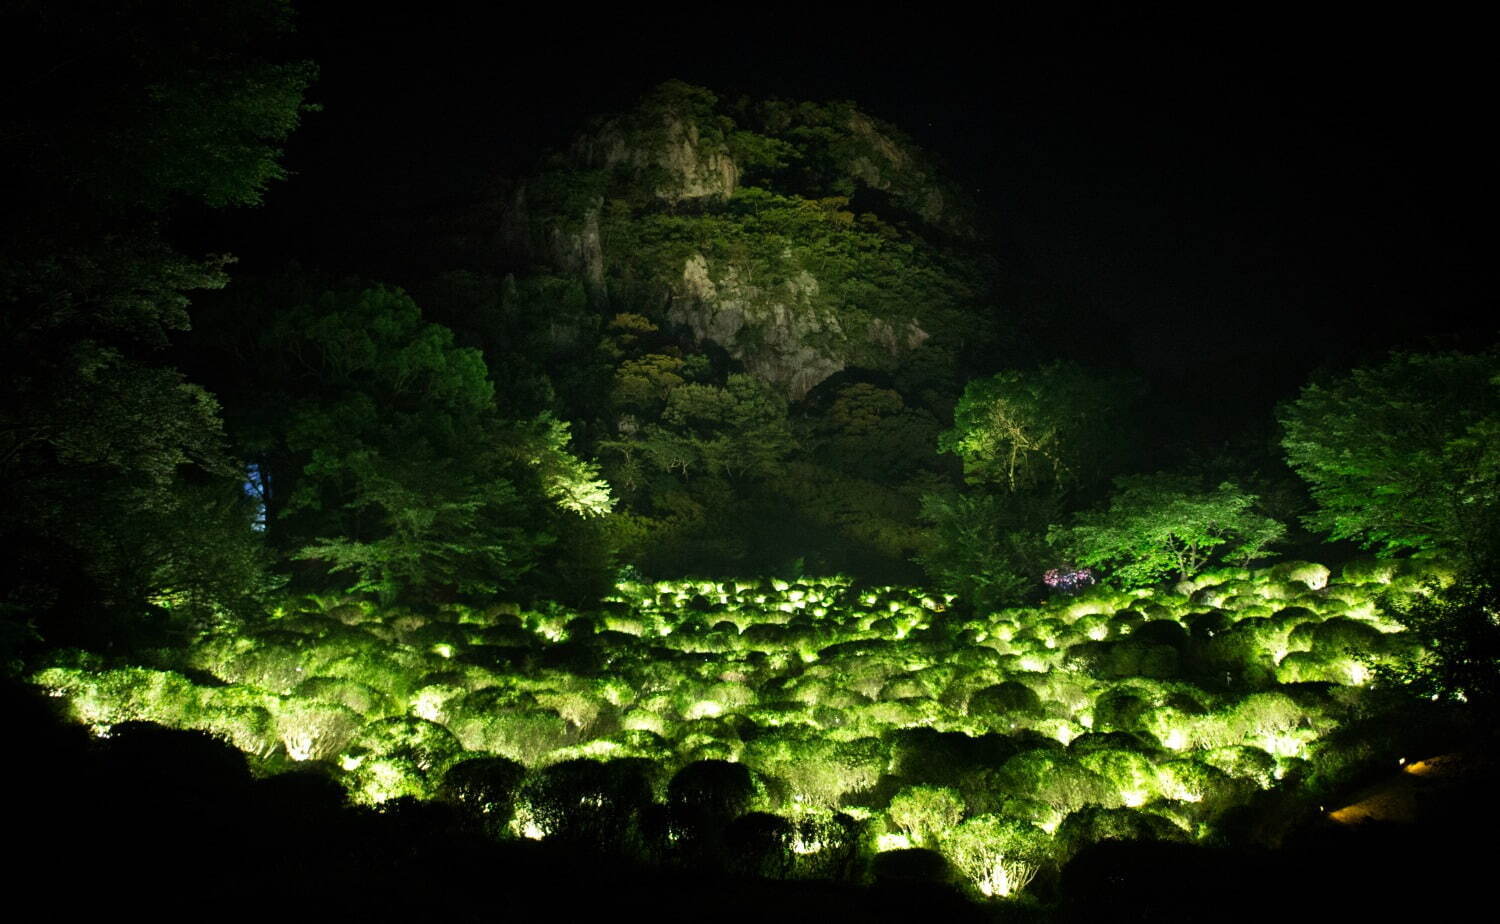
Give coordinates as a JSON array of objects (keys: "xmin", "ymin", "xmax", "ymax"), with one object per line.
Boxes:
[
  {"xmin": 671, "ymin": 254, "xmax": 844, "ymax": 400},
  {"xmin": 842, "ymin": 111, "xmax": 969, "ymax": 236},
  {"xmin": 572, "ymin": 113, "xmax": 738, "ymax": 204},
  {"xmin": 500, "ymin": 81, "xmax": 980, "ymax": 400}
]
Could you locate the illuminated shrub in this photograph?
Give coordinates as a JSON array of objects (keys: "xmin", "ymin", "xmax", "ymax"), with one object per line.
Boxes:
[
  {"xmin": 1199, "ymin": 745, "xmax": 1277, "ymax": 788},
  {"xmin": 1303, "ymin": 617, "xmax": 1387, "ymax": 658},
  {"xmin": 1275, "ymin": 650, "xmax": 1353, "ymax": 685},
  {"xmin": 887, "ymin": 785, "xmax": 966, "ymax": 847},
  {"xmin": 340, "ymin": 717, "xmax": 464, "ymax": 803},
  {"xmin": 992, "ymin": 794, "xmax": 1066, "ymax": 833},
  {"xmin": 997, "ymin": 750, "xmax": 1111, "ymax": 815},
  {"xmin": 1061, "ymin": 641, "xmax": 1110, "ymax": 675},
  {"xmin": 451, "ymin": 708, "xmax": 572, "ymax": 765},
  {"xmin": 1221, "ymin": 593, "xmax": 1268, "ymax": 612},
  {"xmin": 1161, "ymin": 761, "xmax": 1256, "ymax": 823},
  {"xmin": 1093, "ymin": 640, "xmax": 1180, "ymax": 680},
  {"xmin": 293, "ymin": 676, "xmax": 395, "ymax": 717},
  {"xmin": 513, "ymin": 757, "xmax": 656, "ymax": 855},
  {"xmin": 738, "ymin": 624, "xmax": 792, "ymax": 653},
  {"xmin": 673, "ymin": 716, "xmax": 744, "ymax": 763},
  {"xmin": 1105, "ymin": 610, "xmax": 1146, "ymax": 639},
  {"xmin": 317, "ymin": 652, "xmax": 418, "ymax": 699},
  {"xmin": 1068, "ymin": 730, "xmax": 1160, "ymax": 756},
  {"xmin": 33, "ymin": 666, "xmax": 201, "ymax": 727},
  {"xmin": 1210, "ymin": 692, "xmax": 1319, "ymax": 757},
  {"xmin": 848, "ymin": 698, "xmax": 944, "ymax": 734},
  {"xmin": 966, "ymin": 681, "xmax": 1044, "ymax": 721},
  {"xmin": 908, "ymin": 664, "xmax": 962, "ymax": 699},
  {"xmin": 821, "ymin": 654, "xmax": 902, "ymax": 700},
  {"xmin": 788, "ymin": 812, "xmax": 863, "ymax": 880},
  {"xmin": 407, "ymin": 681, "xmax": 468, "ymax": 723},
  {"xmin": 1341, "ymin": 558, "xmax": 1400, "ymax": 584},
  {"xmin": 271, "ymin": 698, "xmax": 362, "ymax": 761},
  {"xmin": 437, "ymin": 755, "xmax": 527, "ymax": 836},
  {"xmin": 1090, "ymin": 691, "xmax": 1152, "ymax": 733},
  {"xmin": 452, "ymin": 684, "xmax": 537, "ymax": 716},
  {"xmin": 600, "ymin": 611, "xmax": 649, "ymax": 636},
  {"xmin": 950, "ymin": 645, "xmax": 1007, "ymax": 670},
  {"xmin": 1028, "ymin": 673, "xmax": 1094, "ymax": 712},
  {"xmin": 620, "ymin": 707, "xmax": 668, "ymax": 735},
  {"xmin": 219, "ymin": 644, "xmax": 308, "ymax": 694},
  {"xmin": 884, "ymin": 728, "xmax": 1015, "ymax": 792},
  {"xmin": 743, "ymin": 730, "xmax": 884, "ymax": 810},
  {"xmin": 784, "ymin": 676, "xmax": 870, "ymax": 710},
  {"xmin": 1154, "ymin": 758, "xmax": 1215, "ymax": 803},
  {"xmin": 1057, "ymin": 806, "xmax": 1188, "ymax": 854},
  {"xmin": 938, "ymin": 814, "xmax": 1054, "ymax": 898},
  {"xmin": 1077, "ymin": 749, "xmax": 1160, "ymax": 807},
  {"xmin": 533, "ymin": 689, "xmax": 604, "ymax": 730},
  {"xmin": 1194, "ymin": 624, "xmax": 1278, "ymax": 686},
  {"xmin": 1189, "ymin": 584, "xmax": 1234, "ymax": 607},
  {"xmin": 1268, "ymin": 560, "xmax": 1332, "ymax": 590},
  {"xmin": 878, "ymin": 674, "xmax": 930, "ymax": 700},
  {"xmin": 1141, "ymin": 706, "xmax": 1215, "ymax": 751},
  {"xmin": 690, "ymin": 681, "xmax": 758, "ymax": 716},
  {"xmin": 1269, "ymin": 604, "xmax": 1321, "ymax": 633},
  {"xmin": 185, "ymin": 704, "xmax": 279, "ymax": 759}
]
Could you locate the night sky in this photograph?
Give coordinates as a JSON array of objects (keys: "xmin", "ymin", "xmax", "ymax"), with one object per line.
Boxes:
[{"xmin": 208, "ymin": 5, "xmax": 1491, "ymax": 436}]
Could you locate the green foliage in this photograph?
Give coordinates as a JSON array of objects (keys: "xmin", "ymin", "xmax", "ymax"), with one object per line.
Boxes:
[
  {"xmin": 0, "ymin": 0, "xmax": 313, "ymax": 647},
  {"xmin": 938, "ymin": 814, "xmax": 1053, "ymax": 898},
  {"xmin": 1279, "ymin": 349, "xmax": 1500, "ymax": 559},
  {"xmin": 29, "ymin": 560, "xmax": 1460, "ymax": 887},
  {"xmin": 202, "ymin": 281, "xmax": 611, "ymax": 604},
  {"xmin": 438, "ymin": 755, "xmax": 528, "ymax": 835},
  {"xmin": 1054, "ymin": 474, "xmax": 1284, "ymax": 588},
  {"xmin": 1373, "ymin": 576, "xmax": 1500, "ymax": 713},
  {"xmin": 916, "ymin": 491, "xmax": 1059, "ymax": 608},
  {"xmin": 887, "ymin": 785, "xmax": 966, "ymax": 848},
  {"xmin": 340, "ymin": 717, "xmax": 464, "ymax": 804},
  {"xmin": 940, "ymin": 362, "xmax": 1139, "ymax": 495}
]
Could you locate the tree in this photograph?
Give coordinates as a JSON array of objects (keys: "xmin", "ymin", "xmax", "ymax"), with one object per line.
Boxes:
[
  {"xmin": 1373, "ymin": 572, "xmax": 1500, "ymax": 715},
  {"xmin": 0, "ymin": 0, "xmax": 315, "ymax": 649},
  {"xmin": 939, "ymin": 362, "xmax": 1140, "ymax": 495},
  {"xmin": 1278, "ymin": 349, "xmax": 1500, "ymax": 561},
  {"xmin": 1053, "ymin": 474, "xmax": 1284, "ymax": 588},
  {"xmin": 204, "ymin": 281, "xmax": 610, "ymax": 605},
  {"xmin": 916, "ymin": 491, "xmax": 1060, "ymax": 607}
]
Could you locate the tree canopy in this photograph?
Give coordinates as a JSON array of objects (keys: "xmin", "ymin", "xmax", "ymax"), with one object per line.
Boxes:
[
  {"xmin": 939, "ymin": 362, "xmax": 1139, "ymax": 495},
  {"xmin": 1053, "ymin": 474, "xmax": 1284, "ymax": 587},
  {"xmin": 1278, "ymin": 349, "xmax": 1500, "ymax": 561},
  {"xmin": 0, "ymin": 0, "xmax": 315, "ymax": 647},
  {"xmin": 197, "ymin": 281, "xmax": 611, "ymax": 605}
]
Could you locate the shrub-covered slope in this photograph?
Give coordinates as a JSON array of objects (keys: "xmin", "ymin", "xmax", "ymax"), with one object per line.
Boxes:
[{"xmin": 31, "ymin": 556, "xmax": 1452, "ymax": 903}]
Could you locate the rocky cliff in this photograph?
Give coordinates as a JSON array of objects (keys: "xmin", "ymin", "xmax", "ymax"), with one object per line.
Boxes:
[{"xmin": 500, "ymin": 80, "xmax": 986, "ymax": 401}]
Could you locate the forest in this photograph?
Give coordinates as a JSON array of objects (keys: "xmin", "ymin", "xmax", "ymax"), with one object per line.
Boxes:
[{"xmin": 2, "ymin": 3, "xmax": 1495, "ymax": 920}]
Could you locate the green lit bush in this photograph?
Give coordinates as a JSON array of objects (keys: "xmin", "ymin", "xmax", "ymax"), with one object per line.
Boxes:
[
  {"xmin": 339, "ymin": 716, "xmax": 465, "ymax": 803},
  {"xmin": 887, "ymin": 784, "xmax": 966, "ymax": 848},
  {"xmin": 938, "ymin": 814, "xmax": 1054, "ymax": 898},
  {"xmin": 271, "ymin": 698, "xmax": 362, "ymax": 761}
]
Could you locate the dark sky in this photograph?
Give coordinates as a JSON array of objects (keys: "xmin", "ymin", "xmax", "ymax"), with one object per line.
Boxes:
[{"xmin": 220, "ymin": 5, "xmax": 1491, "ymax": 434}]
